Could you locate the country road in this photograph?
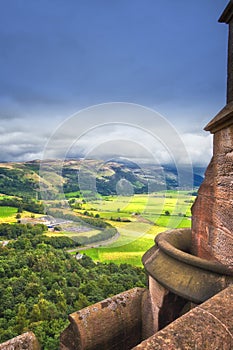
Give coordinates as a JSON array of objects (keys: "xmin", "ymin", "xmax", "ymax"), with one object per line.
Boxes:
[{"xmin": 66, "ymin": 231, "xmax": 120, "ymax": 252}]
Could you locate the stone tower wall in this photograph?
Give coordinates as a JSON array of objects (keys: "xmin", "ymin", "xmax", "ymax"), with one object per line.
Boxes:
[
  {"xmin": 192, "ymin": 115, "xmax": 233, "ymax": 269},
  {"xmin": 192, "ymin": 1, "xmax": 233, "ymax": 270}
]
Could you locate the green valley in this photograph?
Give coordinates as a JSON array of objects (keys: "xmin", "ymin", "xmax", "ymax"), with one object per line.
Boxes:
[{"xmin": 0, "ymin": 159, "xmax": 198, "ymax": 349}]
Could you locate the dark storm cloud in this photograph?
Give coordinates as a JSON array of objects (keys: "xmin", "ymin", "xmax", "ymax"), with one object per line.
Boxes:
[{"xmin": 0, "ymin": 0, "xmax": 228, "ymax": 163}]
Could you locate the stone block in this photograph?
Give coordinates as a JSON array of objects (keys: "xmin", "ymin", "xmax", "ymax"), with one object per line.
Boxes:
[{"xmin": 60, "ymin": 288, "xmax": 147, "ymax": 350}]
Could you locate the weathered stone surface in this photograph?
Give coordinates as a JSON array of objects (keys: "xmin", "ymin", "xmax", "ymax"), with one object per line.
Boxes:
[
  {"xmin": 60, "ymin": 288, "xmax": 147, "ymax": 350},
  {"xmin": 0, "ymin": 332, "xmax": 40, "ymax": 350},
  {"xmin": 193, "ymin": 2, "xmax": 233, "ymax": 268},
  {"xmin": 192, "ymin": 119, "xmax": 233, "ymax": 270},
  {"xmin": 143, "ymin": 228, "xmax": 233, "ymax": 303},
  {"xmin": 132, "ymin": 285, "xmax": 233, "ymax": 350}
]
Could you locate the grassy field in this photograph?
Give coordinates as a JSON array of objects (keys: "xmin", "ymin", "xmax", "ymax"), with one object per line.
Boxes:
[
  {"xmin": 0, "ymin": 206, "xmax": 42, "ymax": 224},
  {"xmin": 0, "ymin": 206, "xmax": 18, "ymax": 223},
  {"xmin": 76, "ymin": 191, "xmax": 194, "ymax": 222},
  {"xmin": 46, "ymin": 228, "xmax": 101, "ymax": 238},
  {"xmin": 0, "ymin": 190, "xmax": 194, "ymax": 267},
  {"xmin": 77, "ymin": 191, "xmax": 194, "ymax": 266},
  {"xmin": 80, "ymin": 224, "xmax": 166, "ymax": 267}
]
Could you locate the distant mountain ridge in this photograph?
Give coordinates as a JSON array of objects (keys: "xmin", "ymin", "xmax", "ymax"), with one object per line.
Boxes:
[{"xmin": 0, "ymin": 159, "xmax": 204, "ymax": 198}]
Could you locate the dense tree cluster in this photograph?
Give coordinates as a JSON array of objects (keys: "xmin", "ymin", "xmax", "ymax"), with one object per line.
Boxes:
[
  {"xmin": 0, "ymin": 223, "xmax": 81, "ymax": 249},
  {"xmin": 0, "ymin": 242, "xmax": 146, "ymax": 349},
  {"xmin": 49, "ymin": 209, "xmax": 111, "ymax": 228},
  {"xmin": 0, "ymin": 223, "xmax": 47, "ymax": 240},
  {"xmin": 9, "ymin": 235, "xmax": 81, "ymax": 250},
  {"xmin": 75, "ymin": 227, "xmax": 117, "ymax": 245}
]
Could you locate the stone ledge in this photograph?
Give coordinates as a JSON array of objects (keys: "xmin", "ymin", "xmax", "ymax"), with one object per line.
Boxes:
[
  {"xmin": 0, "ymin": 332, "xmax": 40, "ymax": 350},
  {"xmin": 132, "ymin": 285, "xmax": 233, "ymax": 350},
  {"xmin": 204, "ymin": 102, "xmax": 233, "ymax": 133}
]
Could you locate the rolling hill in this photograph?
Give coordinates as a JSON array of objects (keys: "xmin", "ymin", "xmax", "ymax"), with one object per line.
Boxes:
[{"xmin": 0, "ymin": 159, "xmax": 204, "ymax": 199}]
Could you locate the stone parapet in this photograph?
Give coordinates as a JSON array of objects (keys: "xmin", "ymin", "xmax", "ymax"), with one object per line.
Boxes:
[
  {"xmin": 60, "ymin": 288, "xmax": 147, "ymax": 350},
  {"xmin": 132, "ymin": 285, "xmax": 233, "ymax": 350}
]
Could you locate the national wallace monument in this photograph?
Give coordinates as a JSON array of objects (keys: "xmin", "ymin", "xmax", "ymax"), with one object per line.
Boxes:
[{"xmin": 1, "ymin": 1, "xmax": 233, "ymax": 349}]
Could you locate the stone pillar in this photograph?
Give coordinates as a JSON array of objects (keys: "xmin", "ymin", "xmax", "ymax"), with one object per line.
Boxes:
[
  {"xmin": 141, "ymin": 277, "xmax": 168, "ymax": 338},
  {"xmin": 219, "ymin": 1, "xmax": 233, "ymax": 103},
  {"xmin": 192, "ymin": 1, "xmax": 233, "ymax": 270}
]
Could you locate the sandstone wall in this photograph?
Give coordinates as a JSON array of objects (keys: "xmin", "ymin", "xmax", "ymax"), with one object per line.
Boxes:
[
  {"xmin": 192, "ymin": 1, "xmax": 233, "ymax": 271},
  {"xmin": 192, "ymin": 106, "xmax": 233, "ymax": 270},
  {"xmin": 192, "ymin": 103, "xmax": 233, "ymax": 270}
]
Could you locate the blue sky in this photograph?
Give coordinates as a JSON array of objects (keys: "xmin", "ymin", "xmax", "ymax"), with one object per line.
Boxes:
[{"xmin": 0, "ymin": 0, "xmax": 229, "ymax": 165}]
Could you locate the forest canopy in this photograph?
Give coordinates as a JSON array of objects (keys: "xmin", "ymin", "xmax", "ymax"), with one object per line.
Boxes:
[{"xmin": 0, "ymin": 235, "xmax": 146, "ymax": 349}]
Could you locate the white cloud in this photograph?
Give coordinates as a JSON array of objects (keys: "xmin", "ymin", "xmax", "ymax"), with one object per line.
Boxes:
[
  {"xmin": 0, "ymin": 103, "xmax": 213, "ymax": 167},
  {"xmin": 181, "ymin": 132, "xmax": 213, "ymax": 166}
]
